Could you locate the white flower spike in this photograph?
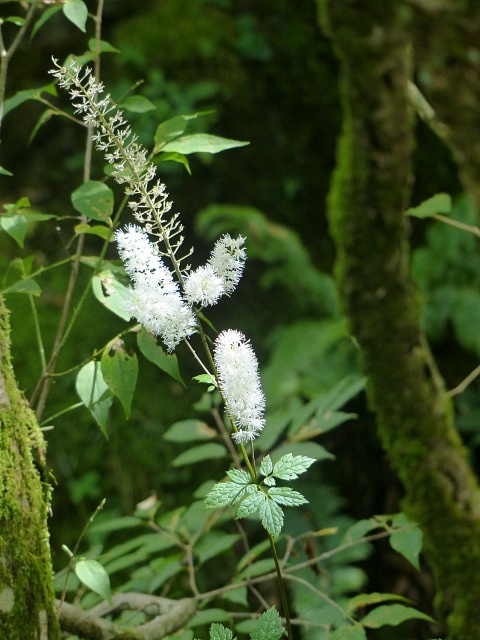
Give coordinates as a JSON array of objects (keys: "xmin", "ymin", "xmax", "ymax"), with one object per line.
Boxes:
[{"xmin": 214, "ymin": 330, "xmax": 265, "ymax": 443}]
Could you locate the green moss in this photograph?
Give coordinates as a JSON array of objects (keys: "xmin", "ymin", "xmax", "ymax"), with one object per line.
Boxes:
[
  {"xmin": 0, "ymin": 298, "xmax": 60, "ymax": 639},
  {"xmin": 321, "ymin": 2, "xmax": 480, "ymax": 638}
]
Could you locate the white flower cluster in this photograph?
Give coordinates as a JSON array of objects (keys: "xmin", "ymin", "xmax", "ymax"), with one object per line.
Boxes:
[
  {"xmin": 115, "ymin": 225, "xmax": 196, "ymax": 351},
  {"xmin": 115, "ymin": 226, "xmax": 247, "ymax": 351},
  {"xmin": 183, "ymin": 234, "xmax": 246, "ymax": 307},
  {"xmin": 214, "ymin": 330, "xmax": 265, "ymax": 443}
]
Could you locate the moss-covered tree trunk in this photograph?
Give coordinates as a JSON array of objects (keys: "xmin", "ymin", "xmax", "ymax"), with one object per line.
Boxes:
[
  {"xmin": 318, "ymin": 2, "xmax": 480, "ymax": 638},
  {"xmin": 0, "ymin": 297, "xmax": 60, "ymax": 639}
]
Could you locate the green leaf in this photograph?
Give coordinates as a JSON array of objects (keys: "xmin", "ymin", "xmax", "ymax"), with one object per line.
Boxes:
[
  {"xmin": 63, "ymin": 0, "xmax": 88, "ymax": 32},
  {"xmin": 259, "ymin": 495, "xmax": 284, "ymax": 539},
  {"xmin": 75, "ymin": 361, "xmax": 113, "ymax": 438},
  {"xmin": 91, "ymin": 270, "xmax": 131, "ymax": 321},
  {"xmin": 0, "ymin": 208, "xmax": 57, "ymax": 248},
  {"xmin": 101, "ymin": 343, "xmax": 138, "ymax": 419},
  {"xmin": 204, "ymin": 480, "xmax": 252, "ymax": 509},
  {"xmin": 74, "ymin": 223, "xmax": 112, "ymax": 240},
  {"xmin": 348, "ymin": 592, "xmax": 411, "ymax": 613},
  {"xmin": 3, "ymin": 278, "xmax": 41, "ymax": 296},
  {"xmin": 209, "ymin": 623, "xmax": 234, "ymax": 640},
  {"xmin": 75, "ymin": 559, "xmax": 112, "ymax": 604},
  {"xmin": 137, "ymin": 328, "xmax": 185, "ymax": 386},
  {"xmin": 32, "ymin": 5, "xmax": 62, "ymax": 38},
  {"xmin": 172, "ymin": 443, "xmax": 227, "ymax": 467},
  {"xmin": 361, "ymin": 604, "xmax": 434, "ymax": 628},
  {"xmin": 192, "ymin": 373, "xmax": 217, "ymax": 388},
  {"xmin": 71, "ymin": 181, "xmax": 114, "ymax": 222},
  {"xmin": 330, "ymin": 626, "xmax": 367, "ymax": 640},
  {"xmin": 155, "ymin": 151, "xmax": 191, "ymax": 174},
  {"xmin": 162, "ymin": 133, "xmax": 249, "ymax": 155},
  {"xmin": 2, "ymin": 88, "xmax": 39, "ymax": 118},
  {"xmin": 154, "ymin": 113, "xmax": 205, "ymax": 151},
  {"xmin": 406, "ymin": 193, "xmax": 452, "ymax": 218},
  {"xmin": 195, "ymin": 532, "xmax": 240, "ymax": 565},
  {"xmin": 345, "ymin": 517, "xmax": 382, "ymax": 542},
  {"xmin": 4, "ymin": 16, "xmax": 25, "ymax": 26},
  {"xmin": 187, "ymin": 608, "xmax": 231, "ymax": 628},
  {"xmin": 164, "ymin": 419, "xmax": 216, "ymax": 443},
  {"xmin": 250, "ymin": 607, "xmax": 284, "ymax": 640},
  {"xmin": 272, "ymin": 453, "xmax": 316, "ymax": 480},
  {"xmin": 390, "ymin": 513, "xmax": 423, "ymax": 570},
  {"xmin": 236, "ymin": 489, "xmax": 265, "ymax": 519},
  {"xmin": 226, "ymin": 469, "xmax": 250, "ymax": 484},
  {"xmin": 88, "ymin": 38, "xmax": 120, "ymax": 54},
  {"xmin": 122, "ymin": 95, "xmax": 156, "ymax": 113},
  {"xmin": 267, "ymin": 486, "xmax": 308, "ymax": 507},
  {"xmin": 271, "ymin": 441, "xmax": 333, "ymax": 463},
  {"xmin": 0, "ymin": 165, "xmax": 13, "ymax": 176},
  {"xmin": 260, "ymin": 454, "xmax": 273, "ymax": 477}
]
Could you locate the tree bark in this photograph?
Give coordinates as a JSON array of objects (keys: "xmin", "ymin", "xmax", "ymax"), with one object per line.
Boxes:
[
  {"xmin": 0, "ymin": 296, "xmax": 60, "ymax": 639},
  {"xmin": 318, "ymin": 2, "xmax": 480, "ymax": 638}
]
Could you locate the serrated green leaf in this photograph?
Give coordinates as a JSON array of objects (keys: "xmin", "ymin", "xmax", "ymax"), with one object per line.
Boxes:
[
  {"xmin": 75, "ymin": 558, "xmax": 112, "ymax": 604},
  {"xmin": 162, "ymin": 133, "xmax": 249, "ymax": 155},
  {"xmin": 406, "ymin": 193, "xmax": 452, "ymax": 219},
  {"xmin": 390, "ymin": 514, "xmax": 423, "ymax": 570},
  {"xmin": 250, "ymin": 607, "xmax": 284, "ymax": 640},
  {"xmin": 209, "ymin": 623, "xmax": 234, "ymax": 640},
  {"xmin": 204, "ymin": 480, "xmax": 251, "ymax": 509},
  {"xmin": 164, "ymin": 419, "xmax": 216, "ymax": 443},
  {"xmin": 193, "ymin": 373, "xmax": 217, "ymax": 387},
  {"xmin": 260, "ymin": 454, "xmax": 273, "ymax": 477},
  {"xmin": 259, "ymin": 495, "xmax": 284, "ymax": 538},
  {"xmin": 236, "ymin": 489, "xmax": 265, "ymax": 519},
  {"xmin": 272, "ymin": 441, "xmax": 333, "ymax": 463},
  {"xmin": 63, "ymin": 0, "xmax": 88, "ymax": 32},
  {"xmin": 75, "ymin": 361, "xmax": 113, "ymax": 438},
  {"xmin": 272, "ymin": 453, "xmax": 315, "ymax": 480},
  {"xmin": 71, "ymin": 180, "xmax": 114, "ymax": 221},
  {"xmin": 92, "ymin": 270, "xmax": 131, "ymax": 321},
  {"xmin": 226, "ymin": 469, "xmax": 251, "ymax": 485},
  {"xmin": 361, "ymin": 604, "xmax": 434, "ymax": 628},
  {"xmin": 101, "ymin": 343, "xmax": 138, "ymax": 419},
  {"xmin": 122, "ymin": 95, "xmax": 156, "ymax": 113},
  {"xmin": 173, "ymin": 443, "xmax": 227, "ymax": 467},
  {"xmin": 137, "ymin": 328, "xmax": 185, "ymax": 386},
  {"xmin": 267, "ymin": 486, "xmax": 308, "ymax": 507}
]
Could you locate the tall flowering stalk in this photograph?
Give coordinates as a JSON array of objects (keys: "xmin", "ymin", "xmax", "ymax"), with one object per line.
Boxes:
[
  {"xmin": 51, "ymin": 59, "xmax": 313, "ymax": 639},
  {"xmin": 49, "ymin": 58, "xmax": 257, "ymax": 429}
]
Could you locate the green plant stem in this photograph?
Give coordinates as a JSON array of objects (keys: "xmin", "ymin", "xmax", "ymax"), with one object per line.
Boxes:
[
  {"xmin": 268, "ymin": 533, "xmax": 292, "ymax": 640},
  {"xmin": 433, "ymin": 212, "xmax": 480, "ymax": 239}
]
